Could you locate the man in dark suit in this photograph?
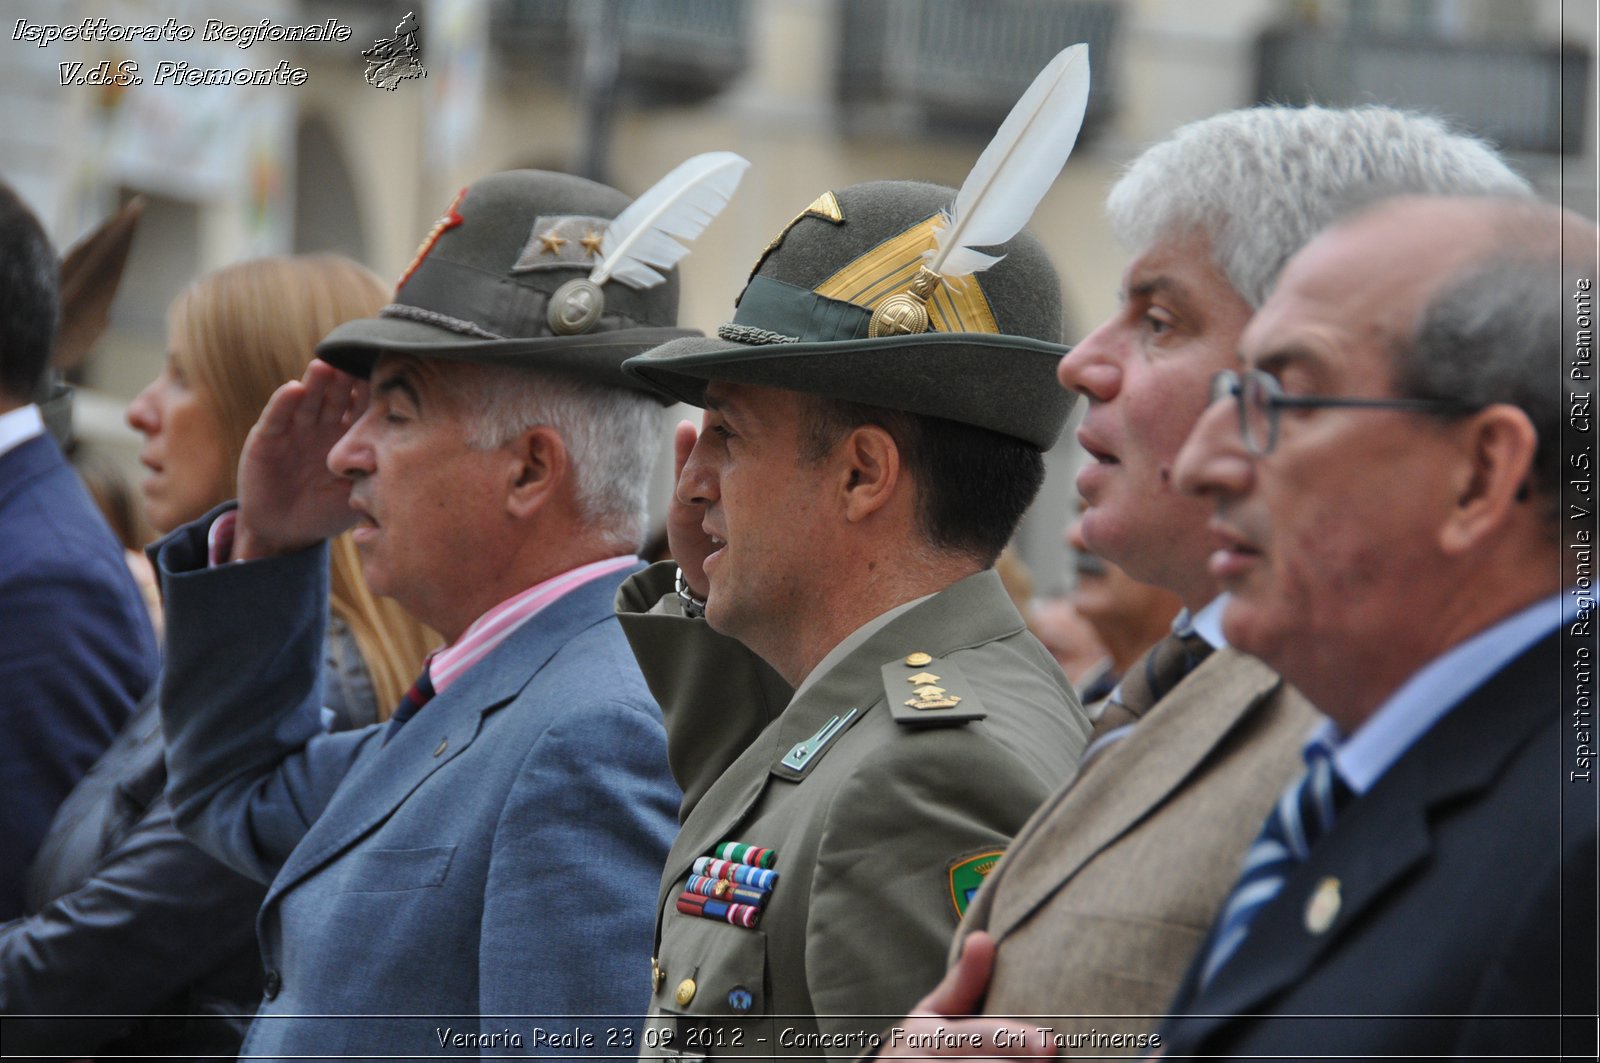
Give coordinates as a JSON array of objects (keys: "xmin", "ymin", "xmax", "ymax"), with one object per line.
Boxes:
[
  {"xmin": 0, "ymin": 181, "xmax": 157, "ymax": 919},
  {"xmin": 1164, "ymin": 194, "xmax": 1597, "ymax": 1057},
  {"xmin": 150, "ymin": 170, "xmax": 722, "ymax": 1057}
]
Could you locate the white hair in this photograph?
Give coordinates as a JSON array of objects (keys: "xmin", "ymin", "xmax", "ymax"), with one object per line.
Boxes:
[
  {"xmin": 460, "ymin": 365, "xmax": 664, "ymax": 551},
  {"xmin": 1106, "ymin": 105, "xmax": 1533, "ymax": 308}
]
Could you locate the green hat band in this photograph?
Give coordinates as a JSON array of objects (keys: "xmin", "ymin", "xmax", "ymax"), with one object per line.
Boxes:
[
  {"xmin": 393, "ymin": 254, "xmax": 645, "ymax": 340},
  {"xmin": 720, "ymin": 276, "xmax": 871, "ymax": 346}
]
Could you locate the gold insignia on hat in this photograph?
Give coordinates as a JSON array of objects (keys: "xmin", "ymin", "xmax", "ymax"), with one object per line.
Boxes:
[
  {"xmin": 580, "ymin": 230, "xmax": 603, "ymax": 256},
  {"xmin": 513, "ymin": 214, "xmax": 620, "ymax": 273},
  {"xmin": 868, "ymin": 266, "xmax": 940, "ymax": 337},
  {"xmin": 907, "ymin": 672, "xmax": 941, "ymax": 685},
  {"xmin": 546, "ymin": 277, "xmax": 605, "ymax": 335},
  {"xmin": 1305, "ymin": 876, "xmax": 1341, "ymax": 934},
  {"xmin": 747, "ymin": 191, "xmax": 848, "ymax": 280},
  {"xmin": 815, "ymin": 215, "xmax": 999, "ymax": 336},
  {"xmin": 905, "ymin": 652, "xmax": 933, "ymax": 667}
]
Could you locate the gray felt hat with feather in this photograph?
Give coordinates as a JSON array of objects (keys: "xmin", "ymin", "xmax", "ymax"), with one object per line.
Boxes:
[
  {"xmin": 317, "ymin": 168, "xmax": 732, "ymax": 398},
  {"xmin": 621, "ymin": 180, "xmax": 1077, "ymax": 448}
]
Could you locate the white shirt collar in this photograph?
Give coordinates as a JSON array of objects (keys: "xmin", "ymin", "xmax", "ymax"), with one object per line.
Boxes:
[
  {"xmin": 0, "ymin": 404, "xmax": 46, "ymax": 460},
  {"xmin": 1186, "ymin": 594, "xmax": 1231, "ymax": 650}
]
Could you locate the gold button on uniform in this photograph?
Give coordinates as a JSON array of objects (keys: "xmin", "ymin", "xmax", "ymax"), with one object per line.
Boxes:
[
  {"xmin": 651, "ymin": 958, "xmax": 663, "ymax": 992},
  {"xmin": 675, "ymin": 977, "xmax": 697, "ymax": 1006},
  {"xmin": 905, "ymin": 652, "xmax": 933, "ymax": 667}
]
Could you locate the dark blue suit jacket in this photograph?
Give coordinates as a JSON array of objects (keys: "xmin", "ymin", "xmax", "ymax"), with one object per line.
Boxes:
[
  {"xmin": 1160, "ymin": 628, "xmax": 1597, "ymax": 1059},
  {"xmin": 0, "ymin": 432, "xmax": 158, "ymax": 919}
]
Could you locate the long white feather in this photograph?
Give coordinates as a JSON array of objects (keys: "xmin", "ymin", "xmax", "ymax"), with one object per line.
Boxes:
[
  {"xmin": 926, "ymin": 44, "xmax": 1090, "ymax": 279},
  {"xmin": 591, "ymin": 151, "xmax": 750, "ymax": 290}
]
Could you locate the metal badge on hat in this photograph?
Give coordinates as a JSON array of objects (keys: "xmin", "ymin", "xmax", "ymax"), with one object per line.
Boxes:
[
  {"xmin": 509, "ymin": 151, "xmax": 750, "ymax": 336},
  {"xmin": 866, "ymin": 44, "xmax": 1090, "ymax": 338}
]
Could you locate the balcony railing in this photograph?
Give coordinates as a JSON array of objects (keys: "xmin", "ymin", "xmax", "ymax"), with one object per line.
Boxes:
[
  {"xmin": 837, "ymin": 0, "xmax": 1121, "ymax": 140},
  {"xmin": 492, "ymin": 0, "xmax": 749, "ymax": 103},
  {"xmin": 1255, "ymin": 24, "xmax": 1590, "ymax": 155}
]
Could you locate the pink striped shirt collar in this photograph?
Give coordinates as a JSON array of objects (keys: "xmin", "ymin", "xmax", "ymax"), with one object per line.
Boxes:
[{"xmin": 428, "ymin": 555, "xmax": 637, "ymax": 695}]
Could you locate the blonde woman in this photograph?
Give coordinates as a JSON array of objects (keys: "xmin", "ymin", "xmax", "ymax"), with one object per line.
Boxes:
[
  {"xmin": 131, "ymin": 254, "xmax": 436, "ymax": 723},
  {"xmin": 1, "ymin": 255, "xmax": 433, "ymax": 1061}
]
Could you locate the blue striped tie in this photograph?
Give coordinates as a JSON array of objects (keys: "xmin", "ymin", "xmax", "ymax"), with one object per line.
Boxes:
[{"xmin": 1198, "ymin": 736, "xmax": 1351, "ymax": 988}]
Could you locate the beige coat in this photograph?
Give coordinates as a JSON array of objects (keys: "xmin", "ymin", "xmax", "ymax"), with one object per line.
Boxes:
[{"xmin": 955, "ymin": 648, "xmax": 1320, "ymax": 1039}]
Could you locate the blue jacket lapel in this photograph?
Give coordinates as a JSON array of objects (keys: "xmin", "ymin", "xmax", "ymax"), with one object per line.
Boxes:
[{"xmin": 263, "ymin": 564, "xmax": 641, "ymax": 907}]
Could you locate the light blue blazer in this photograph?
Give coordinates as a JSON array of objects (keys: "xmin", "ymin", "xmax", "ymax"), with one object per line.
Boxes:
[{"xmin": 154, "ymin": 515, "xmax": 679, "ymax": 1059}]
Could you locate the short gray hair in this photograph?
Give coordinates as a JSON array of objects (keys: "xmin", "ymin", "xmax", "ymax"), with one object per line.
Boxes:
[
  {"xmin": 1106, "ymin": 105, "xmax": 1532, "ymax": 308},
  {"xmin": 460, "ymin": 366, "xmax": 664, "ymax": 550},
  {"xmin": 1401, "ymin": 233, "xmax": 1583, "ymax": 533}
]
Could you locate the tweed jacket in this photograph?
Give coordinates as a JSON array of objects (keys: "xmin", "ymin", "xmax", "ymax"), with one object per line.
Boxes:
[
  {"xmin": 953, "ymin": 648, "xmax": 1318, "ymax": 1040},
  {"xmin": 154, "ymin": 518, "xmax": 680, "ymax": 1060},
  {"xmin": 616, "ymin": 564, "xmax": 1091, "ymax": 1059},
  {"xmin": 1159, "ymin": 629, "xmax": 1596, "ymax": 1058}
]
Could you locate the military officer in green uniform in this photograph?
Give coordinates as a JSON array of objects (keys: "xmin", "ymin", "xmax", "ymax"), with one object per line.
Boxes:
[{"xmin": 614, "ymin": 178, "xmax": 1093, "ymax": 1059}]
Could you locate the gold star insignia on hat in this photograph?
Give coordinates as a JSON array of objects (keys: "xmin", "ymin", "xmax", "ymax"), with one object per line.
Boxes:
[
  {"xmin": 580, "ymin": 230, "xmax": 604, "ymax": 256},
  {"xmin": 539, "ymin": 229, "xmax": 568, "ymax": 254}
]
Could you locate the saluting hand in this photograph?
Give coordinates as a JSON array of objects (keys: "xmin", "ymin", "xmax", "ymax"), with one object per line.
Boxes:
[
  {"xmin": 234, "ymin": 360, "xmax": 366, "ymax": 560},
  {"xmin": 666, "ymin": 418, "xmax": 715, "ymax": 600}
]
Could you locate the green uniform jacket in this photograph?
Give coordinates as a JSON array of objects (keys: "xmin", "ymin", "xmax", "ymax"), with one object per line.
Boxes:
[{"xmin": 616, "ymin": 563, "xmax": 1090, "ymax": 1059}]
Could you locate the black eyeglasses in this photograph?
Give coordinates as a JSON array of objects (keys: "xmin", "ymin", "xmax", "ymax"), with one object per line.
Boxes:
[{"xmin": 1209, "ymin": 369, "xmax": 1482, "ymax": 455}]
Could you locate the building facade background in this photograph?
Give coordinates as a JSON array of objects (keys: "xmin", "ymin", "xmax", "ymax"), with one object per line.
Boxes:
[{"xmin": 3, "ymin": 0, "xmax": 1594, "ymax": 591}]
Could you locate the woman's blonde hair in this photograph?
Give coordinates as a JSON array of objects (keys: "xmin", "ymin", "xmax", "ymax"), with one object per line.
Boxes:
[{"xmin": 169, "ymin": 255, "xmax": 436, "ymax": 715}]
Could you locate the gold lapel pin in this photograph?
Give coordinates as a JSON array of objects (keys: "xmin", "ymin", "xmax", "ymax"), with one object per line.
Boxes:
[{"xmin": 1305, "ymin": 876, "xmax": 1341, "ymax": 935}]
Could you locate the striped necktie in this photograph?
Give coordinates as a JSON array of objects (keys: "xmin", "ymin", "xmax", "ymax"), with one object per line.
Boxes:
[
  {"xmin": 1198, "ymin": 736, "xmax": 1352, "ymax": 988},
  {"xmin": 383, "ymin": 662, "xmax": 435, "ymax": 740},
  {"xmin": 1094, "ymin": 629, "xmax": 1213, "ymax": 739}
]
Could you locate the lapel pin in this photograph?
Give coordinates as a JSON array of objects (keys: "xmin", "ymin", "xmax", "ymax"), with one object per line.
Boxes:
[{"xmin": 1305, "ymin": 876, "xmax": 1341, "ymax": 934}]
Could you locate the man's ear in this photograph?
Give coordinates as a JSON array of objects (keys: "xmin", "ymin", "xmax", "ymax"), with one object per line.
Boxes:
[
  {"xmin": 1440, "ymin": 404, "xmax": 1538, "ymax": 555},
  {"xmin": 840, "ymin": 424, "xmax": 901, "ymax": 523},
  {"xmin": 506, "ymin": 425, "xmax": 568, "ymax": 519}
]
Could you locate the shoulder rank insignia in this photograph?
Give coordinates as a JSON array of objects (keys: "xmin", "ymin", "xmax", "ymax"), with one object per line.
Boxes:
[
  {"xmin": 948, "ymin": 849, "xmax": 1005, "ymax": 919},
  {"xmin": 882, "ymin": 653, "xmax": 987, "ymax": 727}
]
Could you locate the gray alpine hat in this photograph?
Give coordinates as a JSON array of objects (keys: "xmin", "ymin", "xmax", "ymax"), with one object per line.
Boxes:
[
  {"xmin": 317, "ymin": 170, "xmax": 699, "ymax": 397},
  {"xmin": 621, "ymin": 180, "xmax": 1076, "ymax": 448}
]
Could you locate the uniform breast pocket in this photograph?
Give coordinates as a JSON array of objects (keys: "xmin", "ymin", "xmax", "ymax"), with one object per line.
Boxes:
[
  {"xmin": 336, "ymin": 844, "xmax": 457, "ymax": 893},
  {"xmin": 646, "ymin": 920, "xmax": 768, "ymax": 1060}
]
